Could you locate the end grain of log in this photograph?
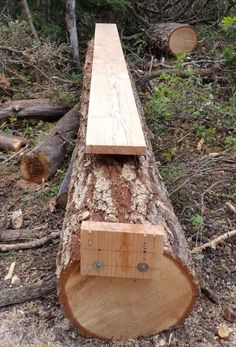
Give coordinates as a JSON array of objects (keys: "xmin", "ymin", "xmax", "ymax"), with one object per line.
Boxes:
[{"xmin": 0, "ymin": 130, "xmax": 28, "ymax": 152}]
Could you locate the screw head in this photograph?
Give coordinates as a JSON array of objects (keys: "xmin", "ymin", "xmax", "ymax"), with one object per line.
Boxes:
[
  {"xmin": 93, "ymin": 260, "xmax": 104, "ymax": 271},
  {"xmin": 137, "ymin": 262, "xmax": 149, "ymax": 273}
]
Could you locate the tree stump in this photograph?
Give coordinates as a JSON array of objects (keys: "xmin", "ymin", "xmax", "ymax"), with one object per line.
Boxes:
[
  {"xmin": 146, "ymin": 23, "xmax": 197, "ymax": 55},
  {"xmin": 57, "ymin": 41, "xmax": 198, "ymax": 340}
]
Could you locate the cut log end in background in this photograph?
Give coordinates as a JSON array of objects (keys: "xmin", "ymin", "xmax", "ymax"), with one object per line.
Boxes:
[
  {"xmin": 146, "ymin": 23, "xmax": 197, "ymax": 56},
  {"xmin": 0, "ymin": 130, "xmax": 28, "ymax": 152},
  {"xmin": 57, "ymin": 39, "xmax": 198, "ymax": 340}
]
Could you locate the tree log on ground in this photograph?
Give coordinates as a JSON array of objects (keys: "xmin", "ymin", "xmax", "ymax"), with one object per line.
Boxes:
[
  {"xmin": 20, "ymin": 103, "xmax": 80, "ymax": 184},
  {"xmin": 0, "ymin": 224, "xmax": 48, "ymax": 242},
  {"xmin": 146, "ymin": 23, "xmax": 197, "ymax": 55},
  {"xmin": 0, "ymin": 130, "xmax": 28, "ymax": 152},
  {"xmin": 0, "ymin": 277, "xmax": 56, "ymax": 308},
  {"xmin": 0, "ymin": 99, "xmax": 70, "ymax": 123},
  {"xmin": 57, "ymin": 41, "xmax": 198, "ymax": 339}
]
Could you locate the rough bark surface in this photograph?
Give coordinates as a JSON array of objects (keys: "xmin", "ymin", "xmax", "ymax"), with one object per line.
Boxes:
[
  {"xmin": 20, "ymin": 102, "xmax": 80, "ymax": 183},
  {"xmin": 0, "ymin": 278, "xmax": 56, "ymax": 308},
  {"xmin": 57, "ymin": 41, "xmax": 198, "ymax": 339},
  {"xmin": 146, "ymin": 23, "xmax": 197, "ymax": 55},
  {"xmin": 0, "ymin": 99, "xmax": 70, "ymax": 123},
  {"xmin": 0, "ymin": 130, "xmax": 28, "ymax": 152},
  {"xmin": 65, "ymin": 0, "xmax": 79, "ymax": 62}
]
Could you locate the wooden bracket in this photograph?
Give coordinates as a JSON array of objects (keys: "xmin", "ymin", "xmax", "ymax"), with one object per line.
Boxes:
[{"xmin": 80, "ymin": 221, "xmax": 164, "ymax": 279}]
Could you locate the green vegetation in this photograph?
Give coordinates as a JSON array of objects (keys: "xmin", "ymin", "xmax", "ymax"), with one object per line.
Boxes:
[{"xmin": 190, "ymin": 214, "xmax": 204, "ymax": 230}]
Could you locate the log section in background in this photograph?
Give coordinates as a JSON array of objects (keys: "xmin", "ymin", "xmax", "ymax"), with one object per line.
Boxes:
[
  {"xmin": 57, "ymin": 41, "xmax": 198, "ymax": 339},
  {"xmin": 146, "ymin": 23, "xmax": 197, "ymax": 55},
  {"xmin": 20, "ymin": 103, "xmax": 80, "ymax": 184},
  {"xmin": 0, "ymin": 130, "xmax": 28, "ymax": 152},
  {"xmin": 0, "ymin": 99, "xmax": 69, "ymax": 123}
]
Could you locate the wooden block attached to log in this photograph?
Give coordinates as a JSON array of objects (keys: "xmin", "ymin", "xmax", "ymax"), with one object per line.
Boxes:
[
  {"xmin": 86, "ymin": 24, "xmax": 146, "ymax": 155},
  {"xmin": 80, "ymin": 221, "xmax": 164, "ymax": 279}
]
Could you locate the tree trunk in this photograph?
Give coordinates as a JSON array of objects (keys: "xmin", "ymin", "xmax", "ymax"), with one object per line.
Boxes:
[
  {"xmin": 57, "ymin": 41, "xmax": 198, "ymax": 339},
  {"xmin": 20, "ymin": 103, "xmax": 80, "ymax": 184},
  {"xmin": 65, "ymin": 0, "xmax": 79, "ymax": 62},
  {"xmin": 0, "ymin": 131, "xmax": 28, "ymax": 152},
  {"xmin": 146, "ymin": 23, "xmax": 197, "ymax": 55},
  {"xmin": 0, "ymin": 99, "xmax": 70, "ymax": 123},
  {"xmin": 21, "ymin": 0, "xmax": 39, "ymax": 41}
]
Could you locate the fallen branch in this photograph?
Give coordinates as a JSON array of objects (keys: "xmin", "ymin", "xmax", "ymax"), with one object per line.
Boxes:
[
  {"xmin": 0, "ymin": 99, "xmax": 70, "ymax": 123},
  {"xmin": 192, "ymin": 229, "xmax": 236, "ymax": 253},
  {"xmin": 21, "ymin": 102, "xmax": 80, "ymax": 183},
  {"xmin": 0, "ymin": 224, "xmax": 48, "ymax": 242},
  {"xmin": 0, "ymin": 231, "xmax": 60, "ymax": 252},
  {"xmin": 225, "ymin": 202, "xmax": 236, "ymax": 217},
  {"xmin": 0, "ymin": 130, "xmax": 28, "ymax": 152},
  {"xmin": 0, "ymin": 277, "xmax": 56, "ymax": 308},
  {"xmin": 21, "ymin": 0, "xmax": 39, "ymax": 41}
]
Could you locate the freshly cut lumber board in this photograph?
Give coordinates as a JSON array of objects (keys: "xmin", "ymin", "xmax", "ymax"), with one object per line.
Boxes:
[
  {"xmin": 80, "ymin": 221, "xmax": 164, "ymax": 279},
  {"xmin": 86, "ymin": 23, "xmax": 146, "ymax": 155}
]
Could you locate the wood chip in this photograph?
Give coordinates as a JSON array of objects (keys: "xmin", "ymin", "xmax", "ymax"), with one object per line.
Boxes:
[
  {"xmin": 4, "ymin": 261, "xmax": 16, "ymax": 281},
  {"xmin": 197, "ymin": 138, "xmax": 204, "ymax": 151},
  {"xmin": 48, "ymin": 197, "xmax": 57, "ymax": 213},
  {"xmin": 218, "ymin": 324, "xmax": 231, "ymax": 339},
  {"xmin": 80, "ymin": 211, "xmax": 90, "ymax": 221},
  {"xmin": 11, "ymin": 274, "xmax": 21, "ymax": 285},
  {"xmin": 11, "ymin": 209, "xmax": 23, "ymax": 229},
  {"xmin": 222, "ymin": 307, "xmax": 236, "ymax": 323}
]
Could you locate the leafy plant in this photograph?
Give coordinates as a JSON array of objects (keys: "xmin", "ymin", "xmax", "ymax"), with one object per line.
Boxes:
[
  {"xmin": 220, "ymin": 16, "xmax": 236, "ymax": 37},
  {"xmin": 223, "ymin": 44, "xmax": 236, "ymax": 65},
  {"xmin": 224, "ymin": 135, "xmax": 236, "ymax": 148},
  {"xmin": 190, "ymin": 214, "xmax": 203, "ymax": 230}
]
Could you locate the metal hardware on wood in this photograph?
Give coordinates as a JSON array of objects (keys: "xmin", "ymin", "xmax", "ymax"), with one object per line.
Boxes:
[
  {"xmin": 93, "ymin": 260, "xmax": 104, "ymax": 271},
  {"xmin": 137, "ymin": 262, "xmax": 149, "ymax": 272}
]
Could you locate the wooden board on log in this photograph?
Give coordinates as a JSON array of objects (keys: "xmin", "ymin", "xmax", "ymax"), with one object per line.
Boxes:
[
  {"xmin": 57, "ymin": 40, "xmax": 198, "ymax": 340},
  {"xmin": 80, "ymin": 221, "xmax": 164, "ymax": 279},
  {"xmin": 86, "ymin": 24, "xmax": 146, "ymax": 155},
  {"xmin": 146, "ymin": 23, "xmax": 197, "ymax": 56}
]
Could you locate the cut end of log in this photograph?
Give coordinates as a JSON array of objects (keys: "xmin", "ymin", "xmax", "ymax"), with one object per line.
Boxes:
[
  {"xmin": 20, "ymin": 152, "xmax": 48, "ymax": 184},
  {"xmin": 56, "ymin": 192, "xmax": 68, "ymax": 208},
  {"xmin": 169, "ymin": 26, "xmax": 197, "ymax": 55},
  {"xmin": 59, "ymin": 252, "xmax": 198, "ymax": 339}
]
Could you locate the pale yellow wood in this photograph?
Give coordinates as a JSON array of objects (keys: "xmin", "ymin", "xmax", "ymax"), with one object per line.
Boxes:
[
  {"xmin": 80, "ymin": 221, "xmax": 164, "ymax": 279},
  {"xmin": 85, "ymin": 24, "xmax": 147, "ymax": 155},
  {"xmin": 169, "ymin": 26, "xmax": 197, "ymax": 55}
]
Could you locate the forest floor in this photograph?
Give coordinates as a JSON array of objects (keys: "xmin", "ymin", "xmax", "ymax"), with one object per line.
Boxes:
[{"xmin": 0, "ymin": 21, "xmax": 235, "ymax": 347}]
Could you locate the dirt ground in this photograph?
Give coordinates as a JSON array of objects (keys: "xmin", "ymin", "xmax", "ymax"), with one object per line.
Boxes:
[{"xmin": 0, "ymin": 121, "xmax": 235, "ymax": 347}]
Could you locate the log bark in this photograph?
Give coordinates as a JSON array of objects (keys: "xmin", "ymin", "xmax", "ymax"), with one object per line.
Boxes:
[
  {"xmin": 0, "ymin": 278, "xmax": 56, "ymax": 308},
  {"xmin": 56, "ymin": 146, "xmax": 76, "ymax": 207},
  {"xmin": 57, "ymin": 41, "xmax": 198, "ymax": 339},
  {"xmin": 146, "ymin": 23, "xmax": 197, "ymax": 55},
  {"xmin": 0, "ymin": 131, "xmax": 28, "ymax": 152},
  {"xmin": 65, "ymin": 0, "xmax": 79, "ymax": 62},
  {"xmin": 20, "ymin": 102, "xmax": 80, "ymax": 184},
  {"xmin": 0, "ymin": 224, "xmax": 48, "ymax": 242},
  {"xmin": 0, "ymin": 99, "xmax": 70, "ymax": 123},
  {"xmin": 21, "ymin": 0, "xmax": 39, "ymax": 41}
]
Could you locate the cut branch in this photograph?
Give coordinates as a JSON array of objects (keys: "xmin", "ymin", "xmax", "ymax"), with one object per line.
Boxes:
[
  {"xmin": 0, "ymin": 231, "xmax": 59, "ymax": 252},
  {"xmin": 21, "ymin": 0, "xmax": 39, "ymax": 41},
  {"xmin": 0, "ymin": 277, "xmax": 56, "ymax": 308},
  {"xmin": 0, "ymin": 130, "xmax": 28, "ymax": 152},
  {"xmin": 21, "ymin": 102, "xmax": 80, "ymax": 183},
  {"xmin": 0, "ymin": 99, "xmax": 70, "ymax": 123},
  {"xmin": 65, "ymin": 0, "xmax": 79, "ymax": 62},
  {"xmin": 192, "ymin": 229, "xmax": 236, "ymax": 253},
  {"xmin": 0, "ymin": 224, "xmax": 48, "ymax": 242}
]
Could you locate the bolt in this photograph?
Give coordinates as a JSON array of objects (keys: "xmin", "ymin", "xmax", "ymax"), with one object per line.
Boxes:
[
  {"xmin": 93, "ymin": 260, "xmax": 104, "ymax": 271},
  {"xmin": 137, "ymin": 262, "xmax": 149, "ymax": 273}
]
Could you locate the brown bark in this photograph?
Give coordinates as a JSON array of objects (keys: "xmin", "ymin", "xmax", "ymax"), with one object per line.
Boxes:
[
  {"xmin": 57, "ymin": 41, "xmax": 198, "ymax": 339},
  {"xmin": 0, "ymin": 99, "xmax": 70, "ymax": 123},
  {"xmin": 0, "ymin": 224, "xmax": 48, "ymax": 242},
  {"xmin": 20, "ymin": 102, "xmax": 80, "ymax": 184},
  {"xmin": 146, "ymin": 23, "xmax": 197, "ymax": 55},
  {"xmin": 0, "ymin": 278, "xmax": 56, "ymax": 308},
  {"xmin": 0, "ymin": 130, "xmax": 28, "ymax": 152}
]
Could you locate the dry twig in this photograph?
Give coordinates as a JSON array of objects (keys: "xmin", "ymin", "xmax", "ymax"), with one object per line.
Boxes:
[{"xmin": 192, "ymin": 229, "xmax": 236, "ymax": 253}]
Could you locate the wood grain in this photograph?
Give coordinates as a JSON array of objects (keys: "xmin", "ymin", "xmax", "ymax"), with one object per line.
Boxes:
[
  {"xmin": 80, "ymin": 221, "xmax": 164, "ymax": 279},
  {"xmin": 86, "ymin": 24, "xmax": 146, "ymax": 155}
]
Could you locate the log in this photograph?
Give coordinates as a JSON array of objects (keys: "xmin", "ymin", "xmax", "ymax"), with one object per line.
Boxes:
[
  {"xmin": 0, "ymin": 224, "xmax": 48, "ymax": 242},
  {"xmin": 146, "ymin": 23, "xmax": 197, "ymax": 56},
  {"xmin": 0, "ymin": 130, "xmax": 28, "ymax": 152},
  {"xmin": 65, "ymin": 0, "xmax": 79, "ymax": 62},
  {"xmin": 20, "ymin": 103, "xmax": 80, "ymax": 184},
  {"xmin": 0, "ymin": 99, "xmax": 70, "ymax": 123},
  {"xmin": 57, "ymin": 41, "xmax": 198, "ymax": 339},
  {"xmin": 0, "ymin": 277, "xmax": 56, "ymax": 308},
  {"xmin": 56, "ymin": 147, "xmax": 76, "ymax": 207}
]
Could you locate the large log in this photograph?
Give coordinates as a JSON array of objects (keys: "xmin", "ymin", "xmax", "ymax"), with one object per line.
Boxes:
[
  {"xmin": 0, "ymin": 99, "xmax": 70, "ymax": 123},
  {"xmin": 57, "ymin": 41, "xmax": 198, "ymax": 339},
  {"xmin": 20, "ymin": 102, "xmax": 80, "ymax": 184},
  {"xmin": 146, "ymin": 23, "xmax": 197, "ymax": 55},
  {"xmin": 0, "ymin": 130, "xmax": 28, "ymax": 152}
]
